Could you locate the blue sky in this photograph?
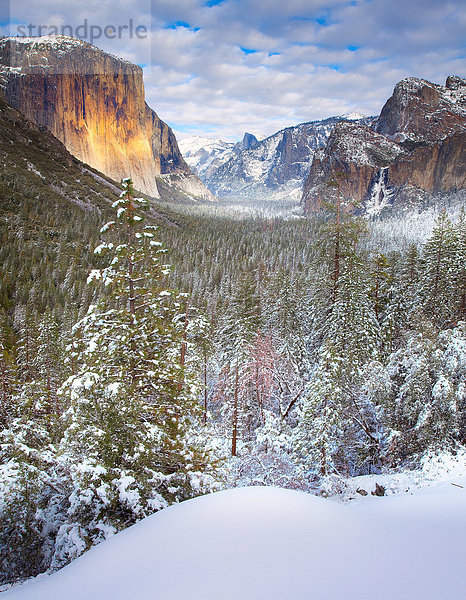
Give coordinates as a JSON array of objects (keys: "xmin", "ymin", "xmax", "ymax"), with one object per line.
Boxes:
[{"xmin": 4, "ymin": 0, "xmax": 466, "ymax": 140}]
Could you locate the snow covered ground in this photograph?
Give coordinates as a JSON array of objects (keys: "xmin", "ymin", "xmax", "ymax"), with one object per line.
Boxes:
[{"xmin": 2, "ymin": 457, "xmax": 465, "ymax": 600}]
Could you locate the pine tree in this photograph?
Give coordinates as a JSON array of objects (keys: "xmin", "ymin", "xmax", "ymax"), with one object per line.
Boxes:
[
  {"xmin": 216, "ymin": 270, "xmax": 262, "ymax": 456},
  {"xmin": 223, "ymin": 270, "xmax": 261, "ymax": 353},
  {"xmin": 0, "ymin": 383, "xmax": 66, "ymax": 583},
  {"xmin": 420, "ymin": 212, "xmax": 457, "ymax": 327},
  {"xmin": 383, "ymin": 322, "xmax": 463, "ymax": 461},
  {"xmin": 324, "ymin": 256, "xmax": 380, "ymax": 372},
  {"xmin": 185, "ymin": 313, "xmax": 216, "ymax": 425},
  {"xmin": 23, "ymin": 311, "xmax": 64, "ymax": 438},
  {"xmin": 381, "ymin": 284, "xmax": 410, "ymax": 356},
  {"xmin": 59, "ymin": 179, "xmax": 215, "ymax": 546},
  {"xmin": 453, "ymin": 209, "xmax": 466, "ymax": 323},
  {"xmin": 0, "ymin": 330, "xmax": 16, "ymax": 429},
  {"xmin": 294, "ymin": 256, "xmax": 381, "ymax": 477},
  {"xmin": 369, "ymin": 252, "xmax": 392, "ymax": 324},
  {"xmin": 294, "ymin": 345, "xmax": 346, "ymax": 477},
  {"xmin": 211, "ymin": 362, "xmax": 242, "ymax": 456},
  {"xmin": 266, "ymin": 269, "xmax": 309, "ymax": 355},
  {"xmin": 403, "ymin": 243, "xmax": 421, "ymax": 293}
]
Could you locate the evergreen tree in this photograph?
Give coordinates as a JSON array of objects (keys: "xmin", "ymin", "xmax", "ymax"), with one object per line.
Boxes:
[
  {"xmin": 369, "ymin": 252, "xmax": 392, "ymax": 324},
  {"xmin": 420, "ymin": 212, "xmax": 457, "ymax": 327},
  {"xmin": 294, "ymin": 256, "xmax": 381, "ymax": 477},
  {"xmin": 324, "ymin": 256, "xmax": 380, "ymax": 371},
  {"xmin": 59, "ymin": 179, "xmax": 215, "ymax": 547},
  {"xmin": 185, "ymin": 313, "xmax": 217, "ymax": 425},
  {"xmin": 0, "ymin": 330, "xmax": 16, "ymax": 429},
  {"xmin": 266, "ymin": 269, "xmax": 309, "ymax": 355},
  {"xmin": 0, "ymin": 420, "xmax": 53, "ymax": 583},
  {"xmin": 216, "ymin": 270, "xmax": 262, "ymax": 456},
  {"xmin": 223, "ymin": 270, "xmax": 261, "ymax": 353},
  {"xmin": 294, "ymin": 344, "xmax": 346, "ymax": 477},
  {"xmin": 0, "ymin": 391, "xmax": 67, "ymax": 583},
  {"xmin": 453, "ymin": 210, "xmax": 466, "ymax": 323},
  {"xmin": 383, "ymin": 321, "xmax": 464, "ymax": 461},
  {"xmin": 21, "ymin": 311, "xmax": 64, "ymax": 439}
]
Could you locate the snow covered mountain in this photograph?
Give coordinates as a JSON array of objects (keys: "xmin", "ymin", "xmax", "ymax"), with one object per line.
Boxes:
[
  {"xmin": 180, "ymin": 116, "xmax": 371, "ymax": 202},
  {"xmin": 179, "ymin": 132, "xmax": 261, "ymax": 184},
  {"xmin": 302, "ymin": 75, "xmax": 466, "ymax": 215},
  {"xmin": 178, "ymin": 136, "xmax": 237, "ymax": 180}
]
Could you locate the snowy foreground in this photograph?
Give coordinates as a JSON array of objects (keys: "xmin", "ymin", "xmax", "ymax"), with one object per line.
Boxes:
[{"xmin": 3, "ymin": 476, "xmax": 465, "ymax": 600}]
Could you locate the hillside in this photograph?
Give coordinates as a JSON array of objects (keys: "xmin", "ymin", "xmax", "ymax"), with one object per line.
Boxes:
[
  {"xmin": 0, "ymin": 91, "xmax": 197, "ymax": 323},
  {"xmin": 2, "ymin": 478, "xmax": 465, "ymax": 600}
]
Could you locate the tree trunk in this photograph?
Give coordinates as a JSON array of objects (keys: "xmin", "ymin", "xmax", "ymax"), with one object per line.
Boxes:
[
  {"xmin": 203, "ymin": 349, "xmax": 208, "ymax": 425},
  {"xmin": 232, "ymin": 364, "xmax": 239, "ymax": 457}
]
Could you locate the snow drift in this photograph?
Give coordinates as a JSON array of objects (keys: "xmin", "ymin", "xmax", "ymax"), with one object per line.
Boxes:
[{"xmin": 3, "ymin": 483, "xmax": 465, "ymax": 600}]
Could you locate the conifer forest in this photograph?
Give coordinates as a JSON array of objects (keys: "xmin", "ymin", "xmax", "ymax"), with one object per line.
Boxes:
[{"xmin": 0, "ymin": 172, "xmax": 464, "ymax": 584}]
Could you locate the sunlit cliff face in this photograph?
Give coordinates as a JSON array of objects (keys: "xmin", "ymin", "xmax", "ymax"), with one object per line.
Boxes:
[{"xmin": 0, "ymin": 36, "xmax": 190, "ymax": 198}]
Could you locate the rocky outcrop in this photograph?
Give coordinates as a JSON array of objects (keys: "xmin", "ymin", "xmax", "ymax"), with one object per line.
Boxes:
[
  {"xmin": 302, "ymin": 76, "xmax": 466, "ymax": 214},
  {"xmin": 302, "ymin": 122, "xmax": 403, "ymax": 212},
  {"xmin": 233, "ymin": 132, "xmax": 259, "ymax": 152},
  {"xmin": 375, "ymin": 76, "xmax": 466, "ymax": 142},
  {"xmin": 0, "ymin": 36, "xmax": 215, "ymax": 201}
]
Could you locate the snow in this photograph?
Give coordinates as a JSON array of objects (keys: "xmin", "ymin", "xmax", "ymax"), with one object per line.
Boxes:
[
  {"xmin": 1, "ymin": 36, "xmax": 86, "ymax": 48},
  {"xmin": 178, "ymin": 136, "xmax": 236, "ymax": 179},
  {"xmin": 333, "ymin": 122, "xmax": 403, "ymax": 167},
  {"xmin": 342, "ymin": 112, "xmax": 367, "ymax": 120},
  {"xmin": 178, "ymin": 136, "xmax": 235, "ymax": 158},
  {"xmin": 25, "ymin": 162, "xmax": 45, "ymax": 179},
  {"xmin": 366, "ymin": 167, "xmax": 393, "ymax": 216},
  {"xmin": 3, "ymin": 477, "xmax": 465, "ymax": 600}
]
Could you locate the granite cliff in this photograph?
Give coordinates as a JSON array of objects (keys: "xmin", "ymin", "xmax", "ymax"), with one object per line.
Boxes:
[
  {"xmin": 302, "ymin": 76, "xmax": 466, "ymax": 214},
  {"xmin": 0, "ymin": 36, "xmax": 215, "ymax": 201}
]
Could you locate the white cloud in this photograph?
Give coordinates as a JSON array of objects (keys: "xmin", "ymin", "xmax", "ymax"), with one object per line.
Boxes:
[{"xmin": 7, "ymin": 0, "xmax": 466, "ymax": 141}]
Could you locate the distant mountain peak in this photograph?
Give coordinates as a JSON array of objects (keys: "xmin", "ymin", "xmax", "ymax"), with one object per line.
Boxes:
[{"xmin": 235, "ymin": 132, "xmax": 259, "ymax": 152}]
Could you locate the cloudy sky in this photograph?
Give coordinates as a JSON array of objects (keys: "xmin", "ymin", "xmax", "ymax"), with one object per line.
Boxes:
[{"xmin": 5, "ymin": 0, "xmax": 466, "ymax": 140}]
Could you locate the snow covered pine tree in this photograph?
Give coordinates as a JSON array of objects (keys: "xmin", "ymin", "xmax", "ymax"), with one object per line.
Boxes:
[{"xmin": 58, "ymin": 179, "xmax": 216, "ymax": 558}]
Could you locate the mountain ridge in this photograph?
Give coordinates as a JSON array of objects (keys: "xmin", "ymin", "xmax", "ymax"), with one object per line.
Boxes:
[{"xmin": 181, "ymin": 114, "xmax": 373, "ymax": 202}]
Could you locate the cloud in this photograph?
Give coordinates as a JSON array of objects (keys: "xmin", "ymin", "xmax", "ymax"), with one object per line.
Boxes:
[{"xmin": 6, "ymin": 0, "xmax": 466, "ymax": 140}]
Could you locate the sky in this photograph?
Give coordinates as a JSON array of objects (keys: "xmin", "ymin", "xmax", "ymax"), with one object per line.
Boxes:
[{"xmin": 3, "ymin": 0, "xmax": 466, "ymax": 141}]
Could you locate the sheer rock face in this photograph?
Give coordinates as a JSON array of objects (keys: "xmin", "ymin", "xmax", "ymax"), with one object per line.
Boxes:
[
  {"xmin": 302, "ymin": 76, "xmax": 466, "ymax": 214},
  {"xmin": 375, "ymin": 76, "xmax": 466, "ymax": 142},
  {"xmin": 0, "ymin": 36, "xmax": 214, "ymax": 201},
  {"xmin": 389, "ymin": 131, "xmax": 466, "ymax": 192}
]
